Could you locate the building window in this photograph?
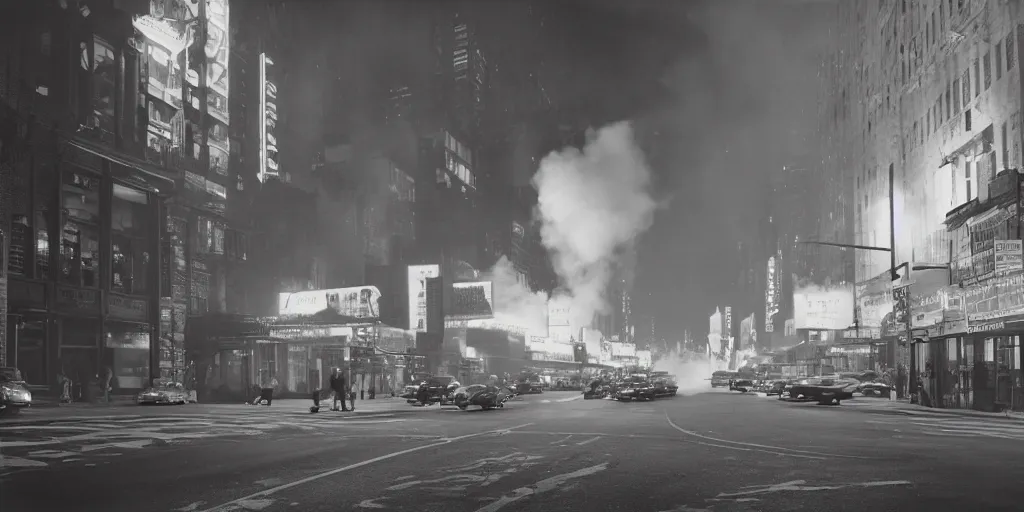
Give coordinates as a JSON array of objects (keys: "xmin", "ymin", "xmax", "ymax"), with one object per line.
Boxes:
[
  {"xmin": 984, "ymin": 52, "xmax": 992, "ymax": 90},
  {"xmin": 962, "ymin": 69, "xmax": 971, "ymax": 106},
  {"xmin": 91, "ymin": 36, "xmax": 116, "ymax": 135},
  {"xmin": 953, "ymin": 78, "xmax": 961, "ymax": 111},
  {"xmin": 974, "ymin": 59, "xmax": 981, "ymax": 97},
  {"xmin": 996, "ymin": 42, "xmax": 1003, "ymax": 80},
  {"xmin": 111, "ymin": 184, "xmax": 151, "ymax": 294},
  {"xmin": 1007, "ymin": 32, "xmax": 1016, "ymax": 71},
  {"xmin": 61, "ymin": 169, "xmax": 100, "ymax": 287},
  {"xmin": 1002, "ymin": 122, "xmax": 1009, "ymax": 170}
]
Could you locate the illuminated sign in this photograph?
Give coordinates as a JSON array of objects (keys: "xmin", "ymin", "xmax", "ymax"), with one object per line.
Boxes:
[
  {"xmin": 259, "ymin": 52, "xmax": 278, "ymax": 182},
  {"xmin": 765, "ymin": 256, "xmax": 780, "ymax": 332},
  {"xmin": 205, "ymin": 0, "xmax": 230, "ymax": 176},
  {"xmin": 278, "ymin": 286, "xmax": 382, "ymax": 319},
  {"xmin": 407, "ymin": 264, "xmax": 440, "ymax": 331},
  {"xmin": 448, "ymin": 281, "xmax": 494, "ymax": 321},
  {"xmin": 794, "ymin": 284, "xmax": 855, "ymax": 330}
]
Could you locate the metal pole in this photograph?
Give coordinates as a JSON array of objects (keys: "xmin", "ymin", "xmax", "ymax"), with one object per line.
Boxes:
[{"xmin": 889, "ymin": 163, "xmax": 897, "ymax": 276}]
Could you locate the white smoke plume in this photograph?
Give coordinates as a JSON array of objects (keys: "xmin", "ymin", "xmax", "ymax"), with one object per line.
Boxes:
[
  {"xmin": 533, "ymin": 122, "xmax": 657, "ymax": 336},
  {"xmin": 652, "ymin": 348, "xmax": 715, "ymax": 395},
  {"xmin": 480, "ymin": 122, "xmax": 657, "ymax": 346},
  {"xmin": 479, "ymin": 256, "xmax": 549, "ymax": 336}
]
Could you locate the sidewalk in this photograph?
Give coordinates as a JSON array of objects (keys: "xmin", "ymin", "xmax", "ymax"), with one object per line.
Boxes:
[
  {"xmin": 843, "ymin": 397, "xmax": 1024, "ymax": 422},
  {"xmin": 0, "ymin": 396, "xmax": 417, "ymax": 425}
]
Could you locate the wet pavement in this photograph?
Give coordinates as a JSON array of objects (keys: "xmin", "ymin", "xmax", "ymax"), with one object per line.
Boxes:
[{"xmin": 2, "ymin": 390, "xmax": 1023, "ymax": 511}]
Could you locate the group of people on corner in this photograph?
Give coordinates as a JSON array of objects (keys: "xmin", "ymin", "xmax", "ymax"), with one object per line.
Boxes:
[
  {"xmin": 54, "ymin": 366, "xmax": 115, "ymax": 404},
  {"xmin": 249, "ymin": 367, "xmax": 355, "ymax": 411}
]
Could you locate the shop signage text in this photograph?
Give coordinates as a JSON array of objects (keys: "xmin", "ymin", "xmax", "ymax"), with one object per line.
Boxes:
[
  {"xmin": 107, "ymin": 294, "xmax": 149, "ymax": 321},
  {"xmin": 56, "ymin": 286, "xmax": 100, "ymax": 314},
  {"xmin": 968, "ymin": 322, "xmax": 1005, "ymax": 334}
]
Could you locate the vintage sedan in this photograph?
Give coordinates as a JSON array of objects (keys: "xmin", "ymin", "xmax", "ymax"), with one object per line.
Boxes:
[
  {"xmin": 0, "ymin": 367, "xmax": 33, "ymax": 417},
  {"xmin": 614, "ymin": 376, "xmax": 657, "ymax": 401},
  {"xmin": 137, "ymin": 382, "xmax": 189, "ymax": 405},
  {"xmin": 453, "ymin": 384, "xmax": 510, "ymax": 410},
  {"xmin": 783, "ymin": 376, "xmax": 856, "ymax": 405}
]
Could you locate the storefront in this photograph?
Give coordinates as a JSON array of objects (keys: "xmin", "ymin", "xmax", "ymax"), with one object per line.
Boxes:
[
  {"xmin": 4, "ymin": 139, "xmax": 170, "ymax": 395},
  {"xmin": 935, "ymin": 171, "xmax": 1024, "ymax": 411}
]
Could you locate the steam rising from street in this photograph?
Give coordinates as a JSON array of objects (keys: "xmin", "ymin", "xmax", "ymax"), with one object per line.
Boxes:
[
  {"xmin": 534, "ymin": 122, "xmax": 657, "ymax": 335},
  {"xmin": 483, "ymin": 122, "xmax": 657, "ymax": 344}
]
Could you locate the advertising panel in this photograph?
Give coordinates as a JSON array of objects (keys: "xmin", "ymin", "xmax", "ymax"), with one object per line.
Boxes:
[
  {"xmin": 259, "ymin": 52, "xmax": 279, "ymax": 182},
  {"xmin": 995, "ymin": 240, "xmax": 1023, "ymax": 275},
  {"xmin": 765, "ymin": 256, "xmax": 780, "ymax": 332},
  {"xmin": 609, "ymin": 342, "xmax": 637, "ymax": 358},
  {"xmin": 448, "ymin": 281, "xmax": 494, "ymax": 321},
  {"xmin": 794, "ymin": 284, "xmax": 855, "ymax": 330},
  {"xmin": 909, "ymin": 267, "xmax": 950, "ymax": 329},
  {"xmin": 739, "ymin": 313, "xmax": 755, "ymax": 350},
  {"xmin": 964, "ymin": 273, "xmax": 1024, "ymax": 324},
  {"xmin": 548, "ymin": 302, "xmax": 571, "ymax": 342},
  {"xmin": 407, "ymin": 264, "xmax": 440, "ymax": 331},
  {"xmin": 204, "ymin": 0, "xmax": 230, "ymax": 175},
  {"xmin": 278, "ymin": 286, "xmax": 382, "ymax": 319},
  {"xmin": 708, "ymin": 307, "xmax": 722, "ymax": 360}
]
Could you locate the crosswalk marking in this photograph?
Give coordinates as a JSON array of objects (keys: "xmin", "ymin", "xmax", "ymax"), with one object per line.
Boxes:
[{"xmin": 867, "ymin": 414, "xmax": 1024, "ymax": 441}]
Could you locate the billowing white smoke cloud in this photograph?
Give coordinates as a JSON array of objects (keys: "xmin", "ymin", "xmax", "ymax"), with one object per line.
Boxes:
[
  {"xmin": 533, "ymin": 122, "xmax": 657, "ymax": 336},
  {"xmin": 479, "ymin": 256, "xmax": 548, "ymax": 336},
  {"xmin": 481, "ymin": 122, "xmax": 656, "ymax": 347}
]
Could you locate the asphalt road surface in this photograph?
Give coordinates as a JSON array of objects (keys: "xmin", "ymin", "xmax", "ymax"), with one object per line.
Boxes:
[{"xmin": 3, "ymin": 390, "xmax": 1024, "ymax": 512}]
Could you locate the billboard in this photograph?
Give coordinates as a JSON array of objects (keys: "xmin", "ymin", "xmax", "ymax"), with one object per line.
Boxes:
[
  {"xmin": 548, "ymin": 302, "xmax": 571, "ymax": 342},
  {"xmin": 205, "ymin": 0, "xmax": 230, "ymax": 176},
  {"xmin": 708, "ymin": 308, "xmax": 722, "ymax": 360},
  {"xmin": 765, "ymin": 256, "xmax": 780, "ymax": 332},
  {"xmin": 259, "ymin": 52, "xmax": 279, "ymax": 182},
  {"xmin": 407, "ymin": 264, "xmax": 440, "ymax": 331},
  {"xmin": 448, "ymin": 281, "xmax": 494, "ymax": 321},
  {"xmin": 278, "ymin": 286, "xmax": 382, "ymax": 319},
  {"xmin": 739, "ymin": 313, "xmax": 755, "ymax": 350},
  {"xmin": 793, "ymin": 284, "xmax": 855, "ymax": 330}
]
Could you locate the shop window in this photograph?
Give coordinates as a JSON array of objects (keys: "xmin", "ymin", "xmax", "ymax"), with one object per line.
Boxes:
[
  {"xmin": 35, "ymin": 169, "xmax": 56, "ymax": 280},
  {"xmin": 104, "ymin": 326, "xmax": 151, "ymax": 390},
  {"xmin": 16, "ymin": 320, "xmax": 47, "ymax": 385},
  {"xmin": 61, "ymin": 221, "xmax": 99, "ymax": 287},
  {"xmin": 62, "ymin": 169, "xmax": 100, "ymax": 224},
  {"xmin": 998, "ymin": 336, "xmax": 1020, "ymax": 371},
  {"xmin": 7, "ymin": 215, "xmax": 29, "ymax": 275},
  {"xmin": 90, "ymin": 36, "xmax": 116, "ymax": 135},
  {"xmin": 111, "ymin": 184, "xmax": 151, "ymax": 294}
]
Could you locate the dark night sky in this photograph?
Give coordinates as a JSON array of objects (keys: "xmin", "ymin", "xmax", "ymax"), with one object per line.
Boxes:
[
  {"xmin": 534, "ymin": 0, "xmax": 836, "ymax": 340},
  {"xmin": 285, "ymin": 0, "xmax": 836, "ymax": 341}
]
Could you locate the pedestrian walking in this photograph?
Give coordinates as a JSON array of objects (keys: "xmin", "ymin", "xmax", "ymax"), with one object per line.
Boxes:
[
  {"xmin": 101, "ymin": 367, "xmax": 113, "ymax": 404},
  {"xmin": 329, "ymin": 368, "xmax": 348, "ymax": 411}
]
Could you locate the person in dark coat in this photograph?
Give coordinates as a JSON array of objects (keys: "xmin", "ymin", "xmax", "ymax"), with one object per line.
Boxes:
[{"xmin": 329, "ymin": 368, "xmax": 349, "ymax": 412}]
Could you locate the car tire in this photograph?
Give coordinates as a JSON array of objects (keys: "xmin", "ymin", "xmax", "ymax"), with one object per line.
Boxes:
[{"xmin": 458, "ymin": 405, "xmax": 467, "ymax": 410}]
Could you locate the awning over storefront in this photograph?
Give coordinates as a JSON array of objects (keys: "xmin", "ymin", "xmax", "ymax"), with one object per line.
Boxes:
[{"xmin": 65, "ymin": 138, "xmax": 177, "ymax": 195}]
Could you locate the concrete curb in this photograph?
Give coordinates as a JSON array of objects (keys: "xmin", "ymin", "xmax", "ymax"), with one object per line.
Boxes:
[{"xmin": 840, "ymin": 400, "xmax": 1024, "ymax": 423}]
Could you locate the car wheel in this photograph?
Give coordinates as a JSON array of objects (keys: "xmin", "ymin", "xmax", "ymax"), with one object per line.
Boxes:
[{"xmin": 458, "ymin": 405, "xmax": 467, "ymax": 410}]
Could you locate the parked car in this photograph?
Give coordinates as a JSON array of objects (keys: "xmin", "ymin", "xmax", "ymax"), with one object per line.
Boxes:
[
  {"xmin": 0, "ymin": 367, "xmax": 33, "ymax": 417},
  {"xmin": 137, "ymin": 382, "xmax": 189, "ymax": 405},
  {"xmin": 453, "ymin": 384, "xmax": 511, "ymax": 410},
  {"xmin": 729, "ymin": 378, "xmax": 755, "ymax": 393},
  {"xmin": 782, "ymin": 376, "xmax": 855, "ymax": 405},
  {"xmin": 710, "ymin": 371, "xmax": 733, "ymax": 388},
  {"xmin": 614, "ymin": 376, "xmax": 657, "ymax": 401}
]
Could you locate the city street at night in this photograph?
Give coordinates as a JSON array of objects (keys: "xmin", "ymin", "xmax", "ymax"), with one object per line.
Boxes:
[{"xmin": 3, "ymin": 390, "xmax": 1024, "ymax": 512}]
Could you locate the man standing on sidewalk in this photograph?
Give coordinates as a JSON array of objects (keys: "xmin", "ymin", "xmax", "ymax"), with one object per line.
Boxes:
[{"xmin": 329, "ymin": 368, "xmax": 348, "ymax": 412}]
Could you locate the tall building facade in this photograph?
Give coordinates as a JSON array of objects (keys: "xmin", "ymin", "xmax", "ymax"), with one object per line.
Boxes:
[{"xmin": 820, "ymin": 0, "xmax": 1024, "ymax": 283}]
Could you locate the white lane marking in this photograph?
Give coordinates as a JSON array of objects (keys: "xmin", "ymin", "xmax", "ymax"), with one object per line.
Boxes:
[
  {"xmin": 665, "ymin": 414, "xmax": 869, "ymax": 459},
  {"xmin": 717, "ymin": 479, "xmax": 912, "ymax": 497},
  {"xmin": 550, "ymin": 435, "xmax": 573, "ymax": 445},
  {"xmin": 197, "ymin": 423, "xmax": 535, "ymax": 512},
  {"xmin": 355, "ymin": 498, "xmax": 388, "ymax": 509},
  {"xmin": 27, "ymin": 450, "xmax": 79, "ymax": 459},
  {"xmin": 576, "ymin": 436, "xmax": 601, "ymax": 446},
  {"xmin": 80, "ymin": 439, "xmax": 153, "ymax": 451},
  {"xmin": 0, "ymin": 425, "xmax": 106, "ymax": 432},
  {"xmin": 472, "ymin": 463, "xmax": 609, "ymax": 512},
  {"xmin": 175, "ymin": 502, "xmax": 207, "ymax": 512},
  {"xmin": 0, "ymin": 455, "xmax": 48, "ymax": 468},
  {"xmin": 557, "ymin": 395, "xmax": 583, "ymax": 403},
  {"xmin": 540, "ymin": 400, "xmax": 552, "ymax": 404},
  {"xmin": 657, "ymin": 506, "xmax": 713, "ymax": 512}
]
